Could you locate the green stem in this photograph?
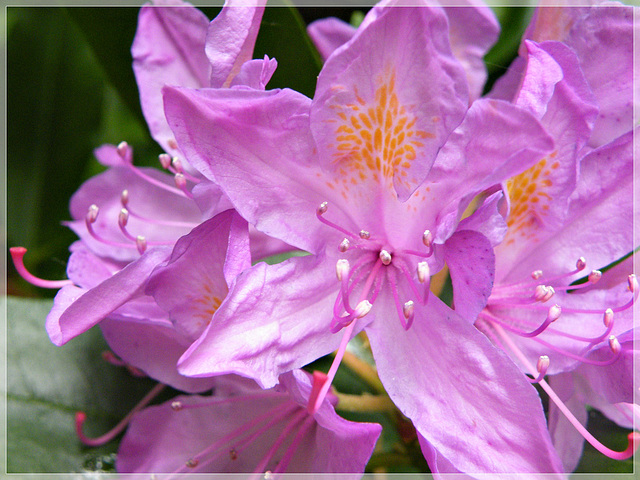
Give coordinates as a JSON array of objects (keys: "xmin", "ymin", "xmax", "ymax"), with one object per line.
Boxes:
[
  {"xmin": 336, "ymin": 392, "xmax": 396, "ymax": 413},
  {"xmin": 341, "ymin": 350, "xmax": 386, "ymax": 394}
]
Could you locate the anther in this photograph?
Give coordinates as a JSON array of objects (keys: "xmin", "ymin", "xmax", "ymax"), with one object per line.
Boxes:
[
  {"xmin": 120, "ymin": 189, "xmax": 129, "ymax": 207},
  {"xmin": 172, "ymin": 157, "xmax": 184, "ymax": 173},
  {"xmin": 531, "ymin": 270, "xmax": 543, "ymax": 280},
  {"xmin": 534, "ymin": 285, "xmax": 549, "ymax": 301},
  {"xmin": 336, "ymin": 259, "xmax": 350, "ymax": 281},
  {"xmin": 547, "ymin": 304, "xmax": 562, "ymax": 322},
  {"xmin": 576, "ymin": 257, "xmax": 587, "ymax": 270},
  {"xmin": 379, "ymin": 250, "xmax": 392, "ymax": 266},
  {"xmin": 339, "ymin": 238, "xmax": 350, "ymax": 252},
  {"xmin": 588, "ymin": 270, "xmax": 602, "ymax": 283},
  {"xmin": 354, "ymin": 300, "xmax": 373, "ymax": 318},
  {"xmin": 186, "ymin": 458, "xmax": 199, "ymax": 468},
  {"xmin": 170, "ymin": 401, "xmax": 183, "ymax": 411},
  {"xmin": 317, "ymin": 201, "xmax": 328, "ymax": 215},
  {"xmin": 359, "ymin": 230, "xmax": 370, "ymax": 239},
  {"xmin": 229, "ymin": 449, "xmax": 238, "ymax": 460},
  {"xmin": 608, "ymin": 335, "xmax": 621, "ymax": 355},
  {"xmin": 167, "ymin": 139, "xmax": 178, "ymax": 150},
  {"xmin": 417, "ymin": 261, "xmax": 430, "ymax": 283},
  {"xmin": 403, "ymin": 300, "xmax": 414, "ymax": 320},
  {"xmin": 537, "ymin": 355, "xmax": 550, "ymax": 375},
  {"xmin": 118, "ymin": 208, "xmax": 129, "ymax": 228},
  {"xmin": 175, "ymin": 173, "xmax": 187, "ymax": 191},
  {"xmin": 628, "ymin": 274, "xmax": 638, "ymax": 293},
  {"xmin": 158, "ymin": 153, "xmax": 172, "ymax": 170},
  {"xmin": 603, "ymin": 308, "xmax": 614, "ymax": 328},
  {"xmin": 136, "ymin": 236, "xmax": 147, "ymax": 254},
  {"xmin": 116, "ymin": 141, "xmax": 129, "ymax": 159},
  {"xmin": 87, "ymin": 204, "xmax": 99, "ymax": 223},
  {"xmin": 422, "ymin": 230, "xmax": 433, "ymax": 248}
]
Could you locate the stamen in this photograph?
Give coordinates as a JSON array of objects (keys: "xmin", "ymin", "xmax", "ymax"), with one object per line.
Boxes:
[
  {"xmin": 494, "ymin": 324, "xmax": 640, "ymax": 461},
  {"xmin": 120, "ymin": 189, "xmax": 129, "ymax": 206},
  {"xmin": 422, "ymin": 229, "xmax": 433, "ymax": 248},
  {"xmin": 136, "ymin": 236, "xmax": 147, "ymax": 254},
  {"xmin": 417, "ymin": 261, "xmax": 430, "ymax": 284},
  {"xmin": 315, "ymin": 202, "xmax": 359, "ymax": 241},
  {"xmin": 76, "ymin": 383, "xmax": 165, "ymax": 447},
  {"xmin": 576, "ymin": 257, "xmax": 587, "ymax": 271},
  {"xmin": 159, "ymin": 153, "xmax": 172, "ymax": 170},
  {"xmin": 116, "ymin": 141, "xmax": 132, "ymax": 161},
  {"xmin": 403, "ymin": 301, "xmax": 415, "ymax": 329},
  {"xmin": 336, "ymin": 259, "xmax": 349, "ymax": 281},
  {"xmin": 10, "ymin": 247, "xmax": 73, "ymax": 289},
  {"xmin": 379, "ymin": 250, "xmax": 392, "ymax": 265},
  {"xmin": 532, "ymin": 334, "xmax": 622, "ymax": 367},
  {"xmin": 174, "ymin": 173, "xmax": 194, "ymax": 199},
  {"xmin": 588, "ymin": 270, "xmax": 602, "ymax": 284},
  {"xmin": 339, "ymin": 238, "xmax": 350, "ymax": 252},
  {"xmin": 186, "ymin": 458, "xmax": 199, "ymax": 468},
  {"xmin": 171, "ymin": 401, "xmax": 183, "ymax": 411},
  {"xmin": 528, "ymin": 355, "xmax": 549, "ymax": 383},
  {"xmin": 359, "ymin": 230, "xmax": 370, "ymax": 239},
  {"xmin": 628, "ymin": 274, "xmax": 638, "ymax": 293},
  {"xmin": 531, "ymin": 270, "xmax": 543, "ymax": 279},
  {"xmin": 85, "ymin": 205, "xmax": 136, "ymax": 250},
  {"xmin": 251, "ymin": 409, "xmax": 308, "ymax": 474}
]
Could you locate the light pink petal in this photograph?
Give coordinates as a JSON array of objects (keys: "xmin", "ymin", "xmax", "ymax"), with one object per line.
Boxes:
[
  {"xmin": 49, "ymin": 247, "xmax": 172, "ymax": 346},
  {"xmin": 100, "ymin": 317, "xmax": 217, "ymax": 393},
  {"xmin": 366, "ymin": 293, "xmax": 564, "ymax": 474},
  {"xmin": 132, "ymin": 1, "xmax": 210, "ymax": 158},
  {"xmin": 164, "ymin": 86, "xmax": 339, "ymax": 254},
  {"xmin": 206, "ymin": 0, "xmax": 266, "ymax": 87},
  {"xmin": 146, "ymin": 211, "xmax": 250, "ymax": 341},
  {"xmin": 306, "ymin": 17, "xmax": 356, "ymax": 61},
  {"xmin": 311, "ymin": 6, "xmax": 468, "ymax": 202},
  {"xmin": 444, "ymin": 229, "xmax": 495, "ymax": 323},
  {"xmin": 177, "ymin": 254, "xmax": 361, "ymax": 389}
]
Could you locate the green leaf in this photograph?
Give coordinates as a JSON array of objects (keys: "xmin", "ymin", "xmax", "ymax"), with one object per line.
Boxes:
[
  {"xmin": 6, "ymin": 296, "xmax": 158, "ymax": 473},
  {"xmin": 253, "ymin": 3, "xmax": 323, "ymax": 98},
  {"xmin": 64, "ymin": 7, "xmax": 145, "ymax": 128}
]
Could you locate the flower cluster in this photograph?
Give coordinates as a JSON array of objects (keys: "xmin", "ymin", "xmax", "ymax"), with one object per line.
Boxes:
[{"xmin": 11, "ymin": 0, "xmax": 637, "ymax": 477}]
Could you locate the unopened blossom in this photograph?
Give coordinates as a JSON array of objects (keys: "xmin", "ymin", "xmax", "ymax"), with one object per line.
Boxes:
[
  {"xmin": 117, "ymin": 370, "xmax": 381, "ymax": 474},
  {"xmin": 162, "ymin": 4, "xmax": 567, "ymax": 474}
]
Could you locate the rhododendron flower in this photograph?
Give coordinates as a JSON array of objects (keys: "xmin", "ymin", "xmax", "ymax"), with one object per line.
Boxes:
[
  {"xmin": 162, "ymin": 4, "xmax": 568, "ymax": 474},
  {"xmin": 465, "ymin": 3, "xmax": 639, "ymax": 472},
  {"xmin": 117, "ymin": 370, "xmax": 381, "ymax": 474}
]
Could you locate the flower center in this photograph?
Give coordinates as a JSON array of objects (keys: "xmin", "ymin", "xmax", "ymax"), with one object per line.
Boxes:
[{"xmin": 317, "ymin": 201, "xmax": 433, "ymax": 332}]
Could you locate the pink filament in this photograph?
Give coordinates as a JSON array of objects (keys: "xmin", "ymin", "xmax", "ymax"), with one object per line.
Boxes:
[
  {"xmin": 75, "ymin": 383, "xmax": 165, "ymax": 447},
  {"xmin": 10, "ymin": 247, "xmax": 73, "ymax": 289},
  {"xmin": 494, "ymin": 324, "xmax": 639, "ymax": 461}
]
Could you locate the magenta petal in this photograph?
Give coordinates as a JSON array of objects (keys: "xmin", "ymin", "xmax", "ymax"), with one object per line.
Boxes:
[
  {"xmin": 366, "ymin": 294, "xmax": 564, "ymax": 474},
  {"xmin": 146, "ymin": 210, "xmax": 250, "ymax": 340},
  {"xmin": 311, "ymin": 6, "xmax": 468, "ymax": 201},
  {"xmin": 132, "ymin": 2, "xmax": 210, "ymax": 158},
  {"xmin": 206, "ymin": 1, "xmax": 265, "ymax": 87},
  {"xmin": 443, "ymin": 2, "xmax": 499, "ymax": 101},
  {"xmin": 177, "ymin": 254, "xmax": 351, "ymax": 389},
  {"xmin": 118, "ymin": 370, "xmax": 379, "ymax": 473},
  {"xmin": 307, "ymin": 17, "xmax": 356, "ymax": 61},
  {"xmin": 52, "ymin": 247, "xmax": 171, "ymax": 346},
  {"xmin": 444, "ymin": 229, "xmax": 495, "ymax": 323},
  {"xmin": 229, "ymin": 56, "xmax": 277, "ymax": 90},
  {"xmin": 164, "ymin": 86, "xmax": 334, "ymax": 253},
  {"xmin": 100, "ymin": 317, "xmax": 217, "ymax": 393}
]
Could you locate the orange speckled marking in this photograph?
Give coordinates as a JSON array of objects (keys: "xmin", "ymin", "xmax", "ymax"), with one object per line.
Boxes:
[
  {"xmin": 326, "ymin": 69, "xmax": 434, "ymax": 194},
  {"xmin": 193, "ymin": 286, "xmax": 223, "ymax": 326},
  {"xmin": 504, "ymin": 156, "xmax": 556, "ymax": 244}
]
